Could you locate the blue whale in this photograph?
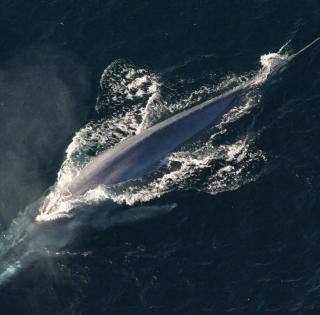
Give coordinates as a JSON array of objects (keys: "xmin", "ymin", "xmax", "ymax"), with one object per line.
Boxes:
[
  {"xmin": 68, "ymin": 88, "xmax": 243, "ymax": 195},
  {"xmin": 68, "ymin": 37, "xmax": 320, "ymax": 196}
]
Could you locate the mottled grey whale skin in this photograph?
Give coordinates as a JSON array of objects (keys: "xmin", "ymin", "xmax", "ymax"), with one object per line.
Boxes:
[{"xmin": 68, "ymin": 37, "xmax": 320, "ymax": 196}]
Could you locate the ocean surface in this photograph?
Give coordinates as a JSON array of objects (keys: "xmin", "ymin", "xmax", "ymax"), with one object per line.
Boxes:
[{"xmin": 0, "ymin": 1, "xmax": 320, "ymax": 314}]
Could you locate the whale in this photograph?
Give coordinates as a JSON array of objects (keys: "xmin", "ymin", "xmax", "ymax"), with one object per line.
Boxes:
[
  {"xmin": 67, "ymin": 37, "xmax": 320, "ymax": 197},
  {"xmin": 68, "ymin": 87, "xmax": 245, "ymax": 195}
]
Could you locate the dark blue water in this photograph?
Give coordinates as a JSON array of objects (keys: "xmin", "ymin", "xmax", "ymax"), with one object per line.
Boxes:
[{"xmin": 0, "ymin": 1, "xmax": 320, "ymax": 314}]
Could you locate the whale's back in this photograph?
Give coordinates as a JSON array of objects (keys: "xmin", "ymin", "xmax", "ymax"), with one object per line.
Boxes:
[{"xmin": 68, "ymin": 88, "xmax": 242, "ymax": 195}]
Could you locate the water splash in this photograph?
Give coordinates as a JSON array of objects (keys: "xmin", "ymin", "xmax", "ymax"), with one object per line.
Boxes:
[{"xmin": 37, "ymin": 50, "xmax": 290, "ymax": 221}]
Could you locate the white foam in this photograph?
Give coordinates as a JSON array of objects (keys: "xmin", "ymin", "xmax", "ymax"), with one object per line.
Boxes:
[
  {"xmin": 255, "ymin": 51, "xmax": 289, "ymax": 85},
  {"xmin": 37, "ymin": 49, "xmax": 289, "ymax": 222}
]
